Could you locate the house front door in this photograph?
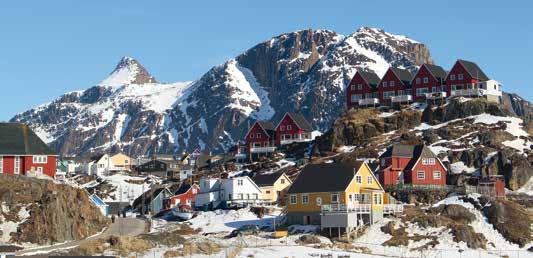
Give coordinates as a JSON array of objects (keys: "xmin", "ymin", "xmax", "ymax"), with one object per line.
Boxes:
[{"xmin": 302, "ymin": 215, "xmax": 310, "ymax": 225}]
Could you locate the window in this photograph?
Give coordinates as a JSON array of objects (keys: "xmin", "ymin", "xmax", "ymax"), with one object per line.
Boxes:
[
  {"xmin": 14, "ymin": 156, "xmax": 20, "ymax": 175},
  {"xmin": 416, "ymin": 88, "xmax": 429, "ymax": 97},
  {"xmin": 229, "ymin": 194, "xmax": 233, "ymax": 200},
  {"xmin": 351, "ymin": 94, "xmax": 362, "ymax": 102},
  {"xmin": 355, "ymin": 175, "xmax": 362, "ymax": 184},
  {"xmin": 125, "ymin": 160, "xmax": 129, "ymax": 164},
  {"xmin": 33, "ymin": 156, "xmax": 47, "ymax": 164},
  {"xmin": 256, "ymin": 133, "xmax": 261, "ymax": 138},
  {"xmin": 383, "ymin": 91, "xmax": 395, "ymax": 99},
  {"xmin": 450, "ymin": 74, "xmax": 456, "ymax": 80},
  {"xmin": 237, "ymin": 179, "xmax": 243, "ymax": 186},
  {"xmin": 0, "ymin": 156, "xmax": 3, "ymax": 173},
  {"xmin": 432, "ymin": 87, "xmax": 437, "ymax": 93},
  {"xmin": 287, "ymin": 125, "xmax": 292, "ymax": 130},
  {"xmin": 266, "ymin": 190, "xmax": 271, "ymax": 194},
  {"xmin": 316, "ymin": 197, "xmax": 322, "ymax": 206},
  {"xmin": 280, "ymin": 125, "xmax": 285, "ymax": 131},
  {"xmin": 398, "ymin": 90, "xmax": 405, "ymax": 96},
  {"xmin": 423, "ymin": 77, "xmax": 429, "ymax": 83},
  {"xmin": 331, "ymin": 193, "xmax": 339, "ymax": 203},
  {"xmin": 250, "ymin": 133, "xmax": 255, "ymax": 138},
  {"xmin": 451, "ymin": 85, "xmax": 457, "ymax": 91},
  {"xmin": 390, "ymin": 81, "xmax": 395, "ymax": 87},
  {"xmin": 302, "ymin": 194, "xmax": 309, "ymax": 204},
  {"xmin": 415, "ymin": 78, "xmax": 421, "ymax": 84},
  {"xmin": 433, "ymin": 171, "xmax": 441, "ymax": 179},
  {"xmin": 252, "ymin": 193, "xmax": 258, "ymax": 199},
  {"xmin": 237, "ymin": 193, "xmax": 243, "ymax": 200},
  {"xmin": 187, "ymin": 199, "xmax": 192, "ymax": 205},
  {"xmin": 280, "ymin": 179, "xmax": 285, "ymax": 184},
  {"xmin": 290, "ymin": 194, "xmax": 297, "ymax": 204},
  {"xmin": 458, "ymin": 73, "xmax": 463, "ymax": 80},
  {"xmin": 373, "ymin": 194, "xmax": 382, "ymax": 204},
  {"xmin": 383, "ymin": 81, "xmax": 388, "ymax": 87},
  {"xmin": 367, "ymin": 176, "xmax": 372, "ymax": 184},
  {"xmin": 354, "ymin": 193, "xmax": 360, "ymax": 202},
  {"xmin": 37, "ymin": 167, "xmax": 43, "ymax": 174},
  {"xmin": 423, "ymin": 158, "xmax": 435, "ymax": 165},
  {"xmin": 246, "ymin": 194, "xmax": 250, "ymax": 199},
  {"xmin": 417, "ymin": 171, "xmax": 425, "ymax": 179},
  {"xmin": 350, "ymin": 85, "xmax": 355, "ymax": 91},
  {"xmin": 192, "ymin": 189, "xmax": 197, "ymax": 194},
  {"xmin": 357, "ymin": 84, "xmax": 363, "ymax": 90},
  {"xmin": 349, "ymin": 194, "xmax": 353, "ymax": 202}
]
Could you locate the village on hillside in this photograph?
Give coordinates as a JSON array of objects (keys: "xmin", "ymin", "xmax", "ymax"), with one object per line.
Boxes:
[{"xmin": 0, "ymin": 57, "xmax": 531, "ymax": 257}]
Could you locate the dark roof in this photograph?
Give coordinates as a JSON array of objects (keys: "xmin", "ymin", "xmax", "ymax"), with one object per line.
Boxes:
[
  {"xmin": 175, "ymin": 183, "xmax": 198, "ymax": 195},
  {"xmin": 132, "ymin": 187, "xmax": 171, "ymax": 208},
  {"xmin": 458, "ymin": 60, "xmax": 490, "ymax": 81},
  {"xmin": 0, "ymin": 123, "xmax": 55, "ymax": 155},
  {"xmin": 380, "ymin": 144, "xmax": 415, "ymax": 158},
  {"xmin": 423, "ymin": 64, "xmax": 447, "ymax": 81},
  {"xmin": 390, "ymin": 67, "xmax": 413, "ymax": 85},
  {"xmin": 257, "ymin": 121, "xmax": 276, "ymax": 137},
  {"xmin": 252, "ymin": 173, "xmax": 283, "ymax": 187},
  {"xmin": 358, "ymin": 70, "xmax": 381, "ymax": 87},
  {"xmin": 287, "ymin": 162, "xmax": 363, "ymax": 194},
  {"xmin": 286, "ymin": 113, "xmax": 313, "ymax": 132},
  {"xmin": 404, "ymin": 145, "xmax": 439, "ymax": 171}
]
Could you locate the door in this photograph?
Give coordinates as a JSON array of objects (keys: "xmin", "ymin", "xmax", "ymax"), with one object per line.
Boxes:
[{"xmin": 302, "ymin": 215, "xmax": 310, "ymax": 225}]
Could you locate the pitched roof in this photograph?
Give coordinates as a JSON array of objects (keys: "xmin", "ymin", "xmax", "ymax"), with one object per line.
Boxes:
[
  {"xmin": 175, "ymin": 183, "xmax": 194, "ymax": 195},
  {"xmin": 287, "ymin": 162, "xmax": 363, "ymax": 194},
  {"xmin": 423, "ymin": 64, "xmax": 447, "ymax": 81},
  {"xmin": 0, "ymin": 123, "xmax": 56, "ymax": 155},
  {"xmin": 252, "ymin": 173, "xmax": 283, "ymax": 187},
  {"xmin": 286, "ymin": 113, "xmax": 313, "ymax": 132},
  {"xmin": 404, "ymin": 145, "xmax": 440, "ymax": 171},
  {"xmin": 380, "ymin": 144, "xmax": 415, "ymax": 158},
  {"xmin": 257, "ymin": 121, "xmax": 276, "ymax": 137},
  {"xmin": 390, "ymin": 67, "xmax": 413, "ymax": 84},
  {"xmin": 457, "ymin": 60, "xmax": 490, "ymax": 81},
  {"xmin": 357, "ymin": 70, "xmax": 381, "ymax": 87}
]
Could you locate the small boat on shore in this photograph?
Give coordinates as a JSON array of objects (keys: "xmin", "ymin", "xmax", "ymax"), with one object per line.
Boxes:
[{"xmin": 172, "ymin": 206, "xmax": 194, "ymax": 220}]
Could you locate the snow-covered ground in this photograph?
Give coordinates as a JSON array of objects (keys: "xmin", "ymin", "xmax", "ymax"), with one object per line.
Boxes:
[
  {"xmin": 0, "ymin": 203, "xmax": 30, "ymax": 243},
  {"xmin": 83, "ymin": 173, "xmax": 157, "ymax": 203},
  {"xmin": 188, "ymin": 207, "xmax": 282, "ymax": 234}
]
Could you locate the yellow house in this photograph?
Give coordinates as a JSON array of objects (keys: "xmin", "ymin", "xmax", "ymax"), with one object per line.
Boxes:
[
  {"xmin": 110, "ymin": 153, "xmax": 133, "ymax": 172},
  {"xmin": 286, "ymin": 162, "xmax": 395, "ymax": 228},
  {"xmin": 251, "ymin": 173, "xmax": 292, "ymax": 203}
]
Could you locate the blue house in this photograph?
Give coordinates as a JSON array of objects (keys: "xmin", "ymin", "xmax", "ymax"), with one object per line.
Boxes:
[{"xmin": 89, "ymin": 194, "xmax": 110, "ymax": 216}]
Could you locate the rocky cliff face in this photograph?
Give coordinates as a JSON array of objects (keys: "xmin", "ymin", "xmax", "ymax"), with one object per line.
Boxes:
[
  {"xmin": 0, "ymin": 175, "xmax": 107, "ymax": 245},
  {"xmin": 11, "ymin": 27, "xmax": 433, "ymax": 157}
]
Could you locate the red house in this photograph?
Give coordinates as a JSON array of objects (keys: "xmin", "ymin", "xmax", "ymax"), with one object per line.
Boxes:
[
  {"xmin": 167, "ymin": 183, "xmax": 200, "ymax": 209},
  {"xmin": 377, "ymin": 144, "xmax": 446, "ymax": 187},
  {"xmin": 346, "ymin": 70, "xmax": 381, "ymax": 109},
  {"xmin": 378, "ymin": 67, "xmax": 414, "ymax": 105},
  {"xmin": 0, "ymin": 123, "xmax": 57, "ymax": 178},
  {"xmin": 245, "ymin": 121, "xmax": 276, "ymax": 154},
  {"xmin": 411, "ymin": 64, "xmax": 447, "ymax": 102},
  {"xmin": 275, "ymin": 112, "xmax": 314, "ymax": 146},
  {"xmin": 445, "ymin": 59, "xmax": 489, "ymax": 97},
  {"xmin": 476, "ymin": 175, "xmax": 505, "ymax": 198}
]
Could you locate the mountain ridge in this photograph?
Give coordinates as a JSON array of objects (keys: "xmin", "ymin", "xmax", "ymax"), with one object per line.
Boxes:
[{"xmin": 10, "ymin": 27, "xmax": 530, "ymax": 157}]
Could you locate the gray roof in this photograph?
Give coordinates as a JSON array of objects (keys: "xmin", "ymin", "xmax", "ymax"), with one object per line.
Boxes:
[
  {"xmin": 404, "ymin": 145, "xmax": 440, "ymax": 171},
  {"xmin": 257, "ymin": 121, "xmax": 276, "ymax": 137},
  {"xmin": 252, "ymin": 173, "xmax": 283, "ymax": 187},
  {"xmin": 0, "ymin": 123, "xmax": 55, "ymax": 155},
  {"xmin": 286, "ymin": 113, "xmax": 313, "ymax": 132},
  {"xmin": 357, "ymin": 70, "xmax": 381, "ymax": 87},
  {"xmin": 458, "ymin": 60, "xmax": 490, "ymax": 81},
  {"xmin": 390, "ymin": 68, "xmax": 413, "ymax": 85},
  {"xmin": 287, "ymin": 162, "xmax": 363, "ymax": 194},
  {"xmin": 423, "ymin": 64, "xmax": 447, "ymax": 81},
  {"xmin": 380, "ymin": 144, "xmax": 415, "ymax": 158}
]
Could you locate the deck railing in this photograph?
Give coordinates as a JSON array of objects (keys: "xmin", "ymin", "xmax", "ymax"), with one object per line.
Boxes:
[
  {"xmin": 425, "ymin": 91, "xmax": 447, "ymax": 99},
  {"xmin": 321, "ymin": 204, "xmax": 371, "ymax": 213},
  {"xmin": 358, "ymin": 98, "xmax": 379, "ymax": 106},
  {"xmin": 383, "ymin": 204, "xmax": 403, "ymax": 214},
  {"xmin": 451, "ymin": 88, "xmax": 486, "ymax": 97},
  {"xmin": 249, "ymin": 146, "xmax": 277, "ymax": 153},
  {"xmin": 391, "ymin": 95, "xmax": 412, "ymax": 103}
]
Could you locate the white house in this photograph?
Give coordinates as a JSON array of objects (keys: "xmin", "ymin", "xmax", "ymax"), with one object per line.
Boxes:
[
  {"xmin": 87, "ymin": 154, "xmax": 114, "ymax": 177},
  {"xmin": 195, "ymin": 176, "xmax": 264, "ymax": 209}
]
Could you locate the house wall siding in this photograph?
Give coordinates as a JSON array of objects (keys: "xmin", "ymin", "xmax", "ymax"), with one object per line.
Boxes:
[
  {"xmin": 445, "ymin": 61, "xmax": 479, "ymax": 95},
  {"xmin": 407, "ymin": 159, "xmax": 447, "ymax": 185},
  {"xmin": 378, "ymin": 69, "xmax": 409, "ymax": 103},
  {"xmin": 245, "ymin": 123, "xmax": 273, "ymax": 150},
  {"xmin": 346, "ymin": 73, "xmax": 372, "ymax": 109},
  {"xmin": 275, "ymin": 115, "xmax": 307, "ymax": 145},
  {"xmin": 412, "ymin": 65, "xmax": 444, "ymax": 101}
]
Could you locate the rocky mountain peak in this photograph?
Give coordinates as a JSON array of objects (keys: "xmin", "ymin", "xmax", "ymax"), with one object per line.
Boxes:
[{"xmin": 99, "ymin": 56, "xmax": 157, "ymax": 87}]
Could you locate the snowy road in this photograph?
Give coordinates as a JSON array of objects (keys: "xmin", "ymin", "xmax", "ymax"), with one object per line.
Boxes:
[{"xmin": 15, "ymin": 217, "xmax": 147, "ymax": 255}]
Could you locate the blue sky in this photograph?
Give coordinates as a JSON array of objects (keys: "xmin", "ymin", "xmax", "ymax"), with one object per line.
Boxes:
[{"xmin": 0, "ymin": 0, "xmax": 531, "ymax": 120}]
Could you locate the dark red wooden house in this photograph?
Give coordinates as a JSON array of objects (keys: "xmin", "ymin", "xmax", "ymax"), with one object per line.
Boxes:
[
  {"xmin": 275, "ymin": 112, "xmax": 314, "ymax": 146},
  {"xmin": 411, "ymin": 64, "xmax": 447, "ymax": 102},
  {"xmin": 0, "ymin": 123, "xmax": 57, "ymax": 178},
  {"xmin": 445, "ymin": 59, "xmax": 489, "ymax": 96},
  {"xmin": 377, "ymin": 67, "xmax": 413, "ymax": 105},
  {"xmin": 377, "ymin": 144, "xmax": 447, "ymax": 187},
  {"xmin": 244, "ymin": 121, "xmax": 276, "ymax": 153},
  {"xmin": 346, "ymin": 70, "xmax": 381, "ymax": 109}
]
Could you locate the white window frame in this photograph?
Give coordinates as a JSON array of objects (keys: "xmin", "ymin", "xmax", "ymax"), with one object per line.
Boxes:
[
  {"xmin": 417, "ymin": 171, "xmax": 425, "ymax": 179},
  {"xmin": 389, "ymin": 81, "xmax": 395, "ymax": 87},
  {"xmin": 37, "ymin": 167, "xmax": 43, "ymax": 175},
  {"xmin": 290, "ymin": 194, "xmax": 297, "ymax": 205},
  {"xmin": 256, "ymin": 133, "xmax": 261, "ymax": 138},
  {"xmin": 302, "ymin": 194, "xmax": 309, "ymax": 204},
  {"xmin": 0, "ymin": 156, "xmax": 3, "ymax": 173},
  {"xmin": 237, "ymin": 179, "xmax": 243, "ymax": 186},
  {"xmin": 280, "ymin": 125, "xmax": 285, "ymax": 131},
  {"xmin": 250, "ymin": 133, "xmax": 255, "ymax": 139},
  {"xmin": 355, "ymin": 175, "xmax": 362, "ymax": 184},
  {"xmin": 423, "ymin": 77, "xmax": 429, "ymax": 83},
  {"xmin": 33, "ymin": 155, "xmax": 47, "ymax": 164},
  {"xmin": 458, "ymin": 73, "xmax": 463, "ymax": 80},
  {"xmin": 14, "ymin": 156, "xmax": 20, "ymax": 175},
  {"xmin": 287, "ymin": 125, "xmax": 292, "ymax": 130},
  {"xmin": 415, "ymin": 78, "xmax": 421, "ymax": 84},
  {"xmin": 429, "ymin": 158, "xmax": 435, "ymax": 165},
  {"xmin": 433, "ymin": 171, "xmax": 441, "ymax": 179},
  {"xmin": 367, "ymin": 176, "xmax": 372, "ymax": 184},
  {"xmin": 357, "ymin": 84, "xmax": 363, "ymax": 90},
  {"xmin": 331, "ymin": 193, "xmax": 339, "ymax": 203},
  {"xmin": 450, "ymin": 74, "xmax": 456, "ymax": 81}
]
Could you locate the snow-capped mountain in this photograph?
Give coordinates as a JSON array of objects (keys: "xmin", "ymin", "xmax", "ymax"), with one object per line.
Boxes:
[{"xmin": 11, "ymin": 27, "xmax": 439, "ymax": 157}]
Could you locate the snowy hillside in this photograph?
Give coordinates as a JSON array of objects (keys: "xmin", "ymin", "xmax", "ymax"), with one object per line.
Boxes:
[{"xmin": 10, "ymin": 27, "xmax": 448, "ymax": 157}]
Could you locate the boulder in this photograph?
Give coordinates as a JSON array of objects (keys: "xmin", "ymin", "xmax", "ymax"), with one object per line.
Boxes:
[{"xmin": 483, "ymin": 199, "xmax": 532, "ymax": 247}]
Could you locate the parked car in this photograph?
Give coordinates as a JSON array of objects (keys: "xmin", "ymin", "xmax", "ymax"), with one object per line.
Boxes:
[{"xmin": 227, "ymin": 225, "xmax": 260, "ymax": 238}]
